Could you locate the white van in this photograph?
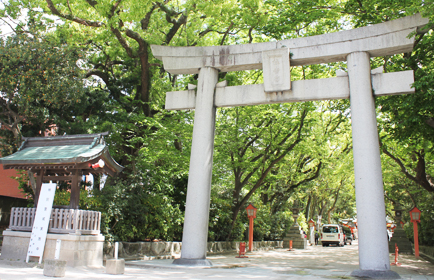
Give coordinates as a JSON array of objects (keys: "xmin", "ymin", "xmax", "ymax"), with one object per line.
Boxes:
[{"xmin": 321, "ymin": 224, "xmax": 345, "ymax": 247}]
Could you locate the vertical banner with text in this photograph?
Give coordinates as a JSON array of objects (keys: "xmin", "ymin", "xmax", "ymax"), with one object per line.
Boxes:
[{"xmin": 26, "ymin": 183, "xmax": 56, "ymax": 263}]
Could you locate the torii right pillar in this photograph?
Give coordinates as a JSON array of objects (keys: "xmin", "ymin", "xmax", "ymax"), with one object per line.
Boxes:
[{"xmin": 348, "ymin": 51, "xmax": 399, "ymax": 279}]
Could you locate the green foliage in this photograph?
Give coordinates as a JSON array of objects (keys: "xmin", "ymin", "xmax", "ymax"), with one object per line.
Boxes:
[
  {"xmin": 95, "ymin": 176, "xmax": 184, "ymax": 242},
  {"xmin": 419, "ymin": 199, "xmax": 434, "ymax": 246},
  {"xmin": 297, "ymin": 214, "xmax": 308, "ymax": 233},
  {"xmin": 14, "ymin": 170, "xmax": 34, "ymax": 206},
  {"xmin": 52, "ymin": 189, "xmax": 70, "ymax": 206},
  {"xmin": 262, "ymin": 0, "xmax": 345, "ymax": 40},
  {"xmin": 377, "ymin": 32, "xmax": 434, "ymax": 142},
  {"xmin": 0, "ymin": 31, "xmax": 87, "ymax": 152},
  {"xmin": 208, "ymin": 189, "xmax": 244, "ymax": 241},
  {"xmin": 212, "ymin": 102, "xmax": 317, "ymax": 240},
  {"xmin": 261, "ymin": 210, "xmax": 292, "ymax": 240}
]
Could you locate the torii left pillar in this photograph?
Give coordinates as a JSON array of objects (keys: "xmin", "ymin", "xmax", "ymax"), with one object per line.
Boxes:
[{"xmin": 172, "ymin": 67, "xmax": 218, "ymax": 266}]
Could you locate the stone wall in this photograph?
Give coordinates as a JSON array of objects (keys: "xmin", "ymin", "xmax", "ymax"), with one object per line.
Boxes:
[
  {"xmin": 420, "ymin": 246, "xmax": 434, "ymax": 263},
  {"xmin": 1, "ymin": 230, "xmax": 104, "ymax": 267},
  {"xmin": 104, "ymin": 240, "xmax": 283, "ymax": 260}
]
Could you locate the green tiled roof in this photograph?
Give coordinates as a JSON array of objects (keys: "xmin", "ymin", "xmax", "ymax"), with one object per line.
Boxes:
[
  {"xmin": 0, "ymin": 144, "xmax": 105, "ymax": 164},
  {"xmin": 0, "ymin": 132, "xmax": 123, "ymax": 173}
]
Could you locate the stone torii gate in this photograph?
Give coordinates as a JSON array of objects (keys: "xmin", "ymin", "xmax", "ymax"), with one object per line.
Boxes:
[{"xmin": 151, "ymin": 14, "xmax": 428, "ymax": 278}]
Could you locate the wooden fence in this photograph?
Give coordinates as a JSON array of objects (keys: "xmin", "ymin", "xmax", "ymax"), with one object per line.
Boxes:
[{"xmin": 9, "ymin": 207, "xmax": 101, "ymax": 235}]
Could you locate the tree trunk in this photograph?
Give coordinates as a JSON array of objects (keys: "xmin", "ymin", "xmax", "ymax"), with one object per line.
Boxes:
[{"xmin": 305, "ymin": 195, "xmax": 312, "ymax": 221}]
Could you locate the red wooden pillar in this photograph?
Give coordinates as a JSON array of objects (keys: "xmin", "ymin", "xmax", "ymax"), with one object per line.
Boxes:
[
  {"xmin": 246, "ymin": 203, "xmax": 257, "ymax": 252},
  {"xmin": 409, "ymin": 207, "xmax": 421, "ymax": 258},
  {"xmin": 413, "ymin": 222, "xmax": 419, "ymax": 257},
  {"xmin": 248, "ymin": 216, "xmax": 254, "ymax": 251},
  {"xmin": 35, "ymin": 169, "xmax": 44, "ymax": 207}
]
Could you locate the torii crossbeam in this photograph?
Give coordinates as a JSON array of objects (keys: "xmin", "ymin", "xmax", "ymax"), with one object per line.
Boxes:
[{"xmin": 151, "ymin": 14, "xmax": 429, "ymax": 278}]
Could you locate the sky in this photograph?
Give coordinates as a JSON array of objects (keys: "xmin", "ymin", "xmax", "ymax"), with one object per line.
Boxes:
[{"xmin": 0, "ymin": 3, "xmax": 63, "ymax": 38}]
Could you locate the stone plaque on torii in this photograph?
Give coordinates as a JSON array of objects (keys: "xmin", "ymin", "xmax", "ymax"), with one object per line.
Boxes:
[{"xmin": 151, "ymin": 14, "xmax": 428, "ymax": 278}]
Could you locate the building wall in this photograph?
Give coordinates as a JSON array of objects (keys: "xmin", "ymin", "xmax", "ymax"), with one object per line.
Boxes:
[
  {"xmin": 0, "ymin": 164, "xmax": 28, "ymax": 226},
  {"xmin": 0, "ymin": 165, "xmax": 26, "ymax": 199}
]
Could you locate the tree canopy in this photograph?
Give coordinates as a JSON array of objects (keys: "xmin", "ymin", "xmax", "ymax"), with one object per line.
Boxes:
[{"xmin": 0, "ymin": 29, "xmax": 87, "ymax": 153}]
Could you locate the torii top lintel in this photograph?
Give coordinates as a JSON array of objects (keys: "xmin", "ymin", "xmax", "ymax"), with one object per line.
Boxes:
[{"xmin": 151, "ymin": 14, "xmax": 428, "ymax": 75}]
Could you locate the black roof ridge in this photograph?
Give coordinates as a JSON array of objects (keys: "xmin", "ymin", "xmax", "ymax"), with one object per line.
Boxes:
[{"xmin": 22, "ymin": 132, "xmax": 109, "ymax": 141}]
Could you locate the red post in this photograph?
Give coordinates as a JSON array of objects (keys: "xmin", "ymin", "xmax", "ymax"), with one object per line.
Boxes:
[
  {"xmin": 409, "ymin": 206, "xmax": 421, "ymax": 258},
  {"xmin": 390, "ymin": 243, "xmax": 401, "ymax": 266},
  {"xmin": 248, "ymin": 216, "xmax": 254, "ymax": 251},
  {"xmin": 413, "ymin": 221, "xmax": 419, "ymax": 258},
  {"xmin": 246, "ymin": 203, "xmax": 257, "ymax": 252},
  {"xmin": 236, "ymin": 242, "xmax": 248, "ymax": 258},
  {"xmin": 288, "ymin": 240, "xmax": 293, "ymax": 251}
]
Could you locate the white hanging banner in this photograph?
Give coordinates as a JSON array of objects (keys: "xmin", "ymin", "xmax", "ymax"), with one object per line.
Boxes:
[{"xmin": 26, "ymin": 183, "xmax": 56, "ymax": 263}]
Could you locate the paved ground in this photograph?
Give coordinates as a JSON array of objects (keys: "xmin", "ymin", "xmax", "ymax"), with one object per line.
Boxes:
[{"xmin": 1, "ymin": 240, "xmax": 434, "ymax": 279}]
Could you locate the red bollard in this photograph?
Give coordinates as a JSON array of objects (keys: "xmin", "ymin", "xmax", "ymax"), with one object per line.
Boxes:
[
  {"xmin": 236, "ymin": 242, "xmax": 248, "ymax": 258},
  {"xmin": 288, "ymin": 240, "xmax": 293, "ymax": 251},
  {"xmin": 390, "ymin": 243, "xmax": 401, "ymax": 266}
]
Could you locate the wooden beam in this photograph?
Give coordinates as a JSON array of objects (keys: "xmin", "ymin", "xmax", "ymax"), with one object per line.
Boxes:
[
  {"xmin": 35, "ymin": 169, "xmax": 44, "ymax": 208},
  {"xmin": 69, "ymin": 169, "xmax": 80, "ymax": 209},
  {"xmin": 3, "ymin": 164, "xmax": 77, "ymax": 170},
  {"xmin": 42, "ymin": 176, "xmax": 73, "ymax": 182}
]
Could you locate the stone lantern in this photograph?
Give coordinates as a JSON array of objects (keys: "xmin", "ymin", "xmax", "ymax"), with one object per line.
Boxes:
[
  {"xmin": 283, "ymin": 201, "xmax": 307, "ymax": 249},
  {"xmin": 388, "ymin": 202, "xmax": 412, "ymax": 254},
  {"xmin": 393, "ymin": 203, "xmax": 403, "ymax": 223},
  {"xmin": 291, "ymin": 201, "xmax": 303, "ymax": 226}
]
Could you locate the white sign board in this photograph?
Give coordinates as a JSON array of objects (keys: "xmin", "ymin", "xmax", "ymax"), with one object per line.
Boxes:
[
  {"xmin": 54, "ymin": 239, "xmax": 61, "ymax": 260},
  {"xmin": 262, "ymin": 48, "xmax": 291, "ymax": 92},
  {"xmin": 26, "ymin": 183, "xmax": 56, "ymax": 263}
]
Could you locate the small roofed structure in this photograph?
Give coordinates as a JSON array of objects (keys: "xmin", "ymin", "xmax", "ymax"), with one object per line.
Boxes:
[{"xmin": 0, "ymin": 132, "xmax": 123, "ymax": 209}]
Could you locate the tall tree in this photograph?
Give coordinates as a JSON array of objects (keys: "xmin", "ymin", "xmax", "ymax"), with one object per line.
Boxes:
[
  {"xmin": 0, "ymin": 0, "xmax": 269, "ymax": 173},
  {"xmin": 380, "ymin": 137, "xmax": 434, "ymax": 193},
  {"xmin": 263, "ymin": 102, "xmax": 352, "ymax": 216},
  {"xmin": 0, "ymin": 31, "xmax": 87, "ymax": 154},
  {"xmin": 213, "ymin": 103, "xmax": 316, "ymax": 240}
]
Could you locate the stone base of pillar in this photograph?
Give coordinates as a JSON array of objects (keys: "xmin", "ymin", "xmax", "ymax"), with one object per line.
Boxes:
[
  {"xmin": 172, "ymin": 258, "xmax": 213, "ymax": 266},
  {"xmin": 43, "ymin": 259, "xmax": 66, "ymax": 277},
  {"xmin": 351, "ymin": 269, "xmax": 401, "ymax": 279},
  {"xmin": 283, "ymin": 225, "xmax": 307, "ymax": 249},
  {"xmin": 389, "ymin": 228, "xmax": 413, "ymax": 255},
  {"xmin": 1, "ymin": 230, "xmax": 104, "ymax": 267},
  {"xmin": 106, "ymin": 259, "xmax": 125, "ymax": 275}
]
